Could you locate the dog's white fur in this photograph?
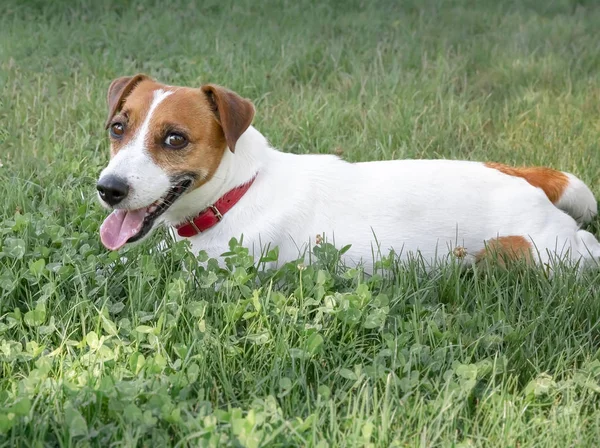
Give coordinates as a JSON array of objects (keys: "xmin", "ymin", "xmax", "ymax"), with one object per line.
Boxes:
[
  {"xmin": 167, "ymin": 127, "xmax": 598, "ymax": 271},
  {"xmin": 99, "ymin": 87, "xmax": 600, "ymax": 272}
]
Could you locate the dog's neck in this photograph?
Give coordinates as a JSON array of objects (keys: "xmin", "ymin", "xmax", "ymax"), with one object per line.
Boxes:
[{"xmin": 163, "ymin": 125, "xmax": 268, "ymax": 226}]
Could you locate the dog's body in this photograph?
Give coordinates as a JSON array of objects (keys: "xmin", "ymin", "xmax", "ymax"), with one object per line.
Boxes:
[
  {"xmin": 97, "ymin": 75, "xmax": 600, "ymax": 272},
  {"xmin": 166, "ymin": 127, "xmax": 599, "ymax": 270}
]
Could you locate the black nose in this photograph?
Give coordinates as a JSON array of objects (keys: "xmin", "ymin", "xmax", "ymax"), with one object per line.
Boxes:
[{"xmin": 97, "ymin": 175, "xmax": 130, "ymax": 206}]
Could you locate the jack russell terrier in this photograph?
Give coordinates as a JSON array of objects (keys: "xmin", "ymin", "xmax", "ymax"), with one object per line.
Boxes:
[{"xmin": 97, "ymin": 74, "xmax": 600, "ymax": 272}]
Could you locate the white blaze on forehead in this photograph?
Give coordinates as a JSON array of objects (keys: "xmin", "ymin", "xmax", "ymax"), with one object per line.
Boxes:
[
  {"xmin": 130, "ymin": 89, "xmax": 173, "ymax": 152},
  {"xmin": 99, "ymin": 89, "xmax": 174, "ymax": 210}
]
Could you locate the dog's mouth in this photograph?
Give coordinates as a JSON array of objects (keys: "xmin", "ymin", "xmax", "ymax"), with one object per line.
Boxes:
[{"xmin": 100, "ymin": 178, "xmax": 192, "ymax": 251}]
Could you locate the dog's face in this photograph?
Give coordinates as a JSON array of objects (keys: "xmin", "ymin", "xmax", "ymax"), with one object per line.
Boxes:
[{"xmin": 97, "ymin": 75, "xmax": 255, "ymax": 250}]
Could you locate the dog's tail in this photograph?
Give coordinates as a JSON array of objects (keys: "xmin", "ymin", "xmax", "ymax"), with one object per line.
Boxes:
[
  {"xmin": 485, "ymin": 162, "xmax": 598, "ymax": 225},
  {"xmin": 555, "ymin": 172, "xmax": 597, "ymax": 225}
]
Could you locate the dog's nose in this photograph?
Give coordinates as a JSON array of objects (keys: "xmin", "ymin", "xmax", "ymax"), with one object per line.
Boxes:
[{"xmin": 97, "ymin": 175, "xmax": 130, "ymax": 206}]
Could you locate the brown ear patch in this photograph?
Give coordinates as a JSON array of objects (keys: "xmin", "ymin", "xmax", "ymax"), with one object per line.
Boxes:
[
  {"xmin": 476, "ymin": 236, "xmax": 533, "ymax": 267},
  {"xmin": 105, "ymin": 74, "xmax": 150, "ymax": 129},
  {"xmin": 485, "ymin": 162, "xmax": 569, "ymax": 204},
  {"xmin": 201, "ymin": 84, "xmax": 255, "ymax": 152}
]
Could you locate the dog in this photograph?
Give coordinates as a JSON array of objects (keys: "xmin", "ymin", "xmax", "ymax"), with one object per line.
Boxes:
[{"xmin": 97, "ymin": 74, "xmax": 600, "ymax": 272}]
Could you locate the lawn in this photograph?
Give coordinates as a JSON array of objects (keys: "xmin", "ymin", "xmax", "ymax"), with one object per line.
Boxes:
[{"xmin": 2, "ymin": 0, "xmax": 600, "ymax": 446}]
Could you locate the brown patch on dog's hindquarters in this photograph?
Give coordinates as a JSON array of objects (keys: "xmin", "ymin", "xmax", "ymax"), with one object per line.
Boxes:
[
  {"xmin": 484, "ymin": 162, "xmax": 569, "ymax": 204},
  {"xmin": 476, "ymin": 236, "xmax": 533, "ymax": 266}
]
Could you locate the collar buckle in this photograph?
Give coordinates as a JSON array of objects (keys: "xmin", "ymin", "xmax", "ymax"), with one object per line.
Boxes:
[
  {"xmin": 188, "ymin": 219, "xmax": 202, "ymax": 234},
  {"xmin": 209, "ymin": 205, "xmax": 223, "ymax": 221}
]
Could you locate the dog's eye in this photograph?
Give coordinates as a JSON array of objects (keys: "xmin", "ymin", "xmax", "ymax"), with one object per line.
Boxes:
[
  {"xmin": 164, "ymin": 133, "xmax": 188, "ymax": 149},
  {"xmin": 110, "ymin": 122, "xmax": 125, "ymax": 138}
]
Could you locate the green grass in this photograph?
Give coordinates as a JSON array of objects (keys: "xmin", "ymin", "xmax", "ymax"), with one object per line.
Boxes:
[{"xmin": 2, "ymin": 0, "xmax": 600, "ymax": 446}]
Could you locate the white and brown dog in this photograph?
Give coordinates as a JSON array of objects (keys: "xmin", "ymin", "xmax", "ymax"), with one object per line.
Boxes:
[{"xmin": 97, "ymin": 74, "xmax": 600, "ymax": 272}]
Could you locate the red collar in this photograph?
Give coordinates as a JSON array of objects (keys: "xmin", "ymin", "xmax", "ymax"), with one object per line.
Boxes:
[{"xmin": 175, "ymin": 175, "xmax": 257, "ymax": 237}]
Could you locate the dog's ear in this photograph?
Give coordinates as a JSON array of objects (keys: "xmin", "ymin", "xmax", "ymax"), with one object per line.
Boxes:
[
  {"xmin": 201, "ymin": 84, "xmax": 255, "ymax": 152},
  {"xmin": 105, "ymin": 74, "xmax": 150, "ymax": 129}
]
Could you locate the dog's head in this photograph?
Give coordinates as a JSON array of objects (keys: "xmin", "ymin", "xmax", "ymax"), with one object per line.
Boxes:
[{"xmin": 96, "ymin": 75, "xmax": 255, "ymax": 250}]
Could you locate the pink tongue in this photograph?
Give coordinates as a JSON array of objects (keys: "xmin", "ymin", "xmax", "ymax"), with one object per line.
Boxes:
[{"xmin": 100, "ymin": 208, "xmax": 147, "ymax": 250}]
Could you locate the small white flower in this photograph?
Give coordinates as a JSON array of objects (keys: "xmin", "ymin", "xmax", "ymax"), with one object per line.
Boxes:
[{"xmin": 453, "ymin": 246, "xmax": 467, "ymax": 259}]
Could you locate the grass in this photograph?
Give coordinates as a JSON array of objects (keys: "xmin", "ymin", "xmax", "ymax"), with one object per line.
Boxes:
[{"xmin": 1, "ymin": 0, "xmax": 600, "ymax": 445}]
